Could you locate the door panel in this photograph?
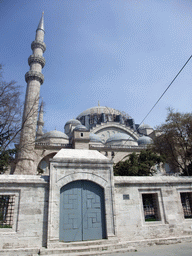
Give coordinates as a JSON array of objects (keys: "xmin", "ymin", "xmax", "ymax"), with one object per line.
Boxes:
[
  {"xmin": 82, "ymin": 181, "xmax": 105, "ymax": 241},
  {"xmin": 60, "ymin": 180, "xmax": 106, "ymax": 242},
  {"xmin": 60, "ymin": 181, "xmax": 82, "ymax": 242}
]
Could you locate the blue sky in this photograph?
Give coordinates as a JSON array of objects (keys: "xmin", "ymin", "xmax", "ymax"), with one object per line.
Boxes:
[{"xmin": 1, "ymin": 0, "xmax": 192, "ymax": 133}]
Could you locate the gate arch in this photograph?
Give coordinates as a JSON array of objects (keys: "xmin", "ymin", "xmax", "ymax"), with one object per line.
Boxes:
[{"xmin": 59, "ymin": 180, "xmax": 106, "ymax": 242}]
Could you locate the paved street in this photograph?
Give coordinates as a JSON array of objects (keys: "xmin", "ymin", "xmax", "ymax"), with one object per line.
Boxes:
[{"xmin": 107, "ymin": 242, "xmax": 192, "ymax": 256}]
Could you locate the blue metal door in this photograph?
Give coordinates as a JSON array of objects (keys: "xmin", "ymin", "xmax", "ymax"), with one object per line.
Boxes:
[{"xmin": 60, "ymin": 180, "xmax": 106, "ymax": 242}]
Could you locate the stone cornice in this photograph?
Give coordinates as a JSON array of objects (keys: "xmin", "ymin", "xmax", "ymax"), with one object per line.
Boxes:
[
  {"xmin": 114, "ymin": 176, "xmax": 192, "ymax": 185},
  {"xmin": 25, "ymin": 71, "xmax": 44, "ymax": 85},
  {"xmin": 89, "ymin": 144, "xmax": 143, "ymax": 152}
]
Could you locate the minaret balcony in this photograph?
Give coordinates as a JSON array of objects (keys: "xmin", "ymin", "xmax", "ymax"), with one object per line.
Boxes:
[
  {"xmin": 31, "ymin": 40, "xmax": 46, "ymax": 53},
  {"xmin": 25, "ymin": 71, "xmax": 44, "ymax": 85},
  {"xmin": 28, "ymin": 55, "xmax": 45, "ymax": 68}
]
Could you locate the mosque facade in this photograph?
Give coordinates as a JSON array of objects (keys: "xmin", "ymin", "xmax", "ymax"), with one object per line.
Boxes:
[{"xmin": 0, "ymin": 14, "xmax": 192, "ymax": 255}]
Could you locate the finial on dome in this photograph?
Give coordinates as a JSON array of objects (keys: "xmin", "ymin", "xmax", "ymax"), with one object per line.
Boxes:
[{"xmin": 98, "ymin": 101, "xmax": 100, "ymax": 106}]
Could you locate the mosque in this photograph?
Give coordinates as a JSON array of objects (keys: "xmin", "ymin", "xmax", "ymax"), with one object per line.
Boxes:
[
  {"xmin": 35, "ymin": 103, "xmax": 154, "ymax": 175},
  {"xmin": 0, "ymin": 14, "xmax": 192, "ymax": 255}
]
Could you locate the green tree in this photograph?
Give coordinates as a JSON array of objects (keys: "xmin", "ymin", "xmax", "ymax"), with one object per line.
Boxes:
[
  {"xmin": 0, "ymin": 64, "xmax": 22, "ymax": 173},
  {"xmin": 153, "ymin": 109, "xmax": 192, "ymax": 176},
  {"xmin": 114, "ymin": 149, "xmax": 165, "ymax": 176}
]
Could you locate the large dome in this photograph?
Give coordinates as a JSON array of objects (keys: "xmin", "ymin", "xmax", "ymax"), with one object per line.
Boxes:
[
  {"xmin": 76, "ymin": 106, "xmax": 133, "ymax": 130},
  {"xmin": 77, "ymin": 106, "xmax": 123, "ymax": 119}
]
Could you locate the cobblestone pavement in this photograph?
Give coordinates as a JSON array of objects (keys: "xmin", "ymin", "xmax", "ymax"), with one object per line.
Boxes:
[{"xmin": 107, "ymin": 242, "xmax": 192, "ymax": 256}]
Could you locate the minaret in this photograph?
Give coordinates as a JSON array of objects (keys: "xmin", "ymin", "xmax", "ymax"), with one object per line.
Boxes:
[
  {"xmin": 36, "ymin": 100, "xmax": 44, "ymax": 139},
  {"xmin": 15, "ymin": 13, "xmax": 46, "ymax": 174}
]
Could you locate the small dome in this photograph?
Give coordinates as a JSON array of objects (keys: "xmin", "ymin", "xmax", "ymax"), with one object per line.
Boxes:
[
  {"xmin": 106, "ymin": 133, "xmax": 134, "ymax": 143},
  {"xmin": 74, "ymin": 125, "xmax": 89, "ymax": 132},
  {"xmin": 89, "ymin": 133, "xmax": 103, "ymax": 143},
  {"xmin": 138, "ymin": 136, "xmax": 153, "ymax": 145},
  {"xmin": 41, "ymin": 130, "xmax": 69, "ymax": 140},
  {"xmin": 138, "ymin": 123, "xmax": 152, "ymax": 129},
  {"xmin": 64, "ymin": 119, "xmax": 81, "ymax": 127}
]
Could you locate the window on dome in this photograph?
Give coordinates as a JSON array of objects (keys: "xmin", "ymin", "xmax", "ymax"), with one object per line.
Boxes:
[{"xmin": 81, "ymin": 133, "xmax": 83, "ymax": 137}]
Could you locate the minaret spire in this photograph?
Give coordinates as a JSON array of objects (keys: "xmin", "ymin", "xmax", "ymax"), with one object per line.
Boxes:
[
  {"xmin": 37, "ymin": 12, "xmax": 44, "ymax": 32},
  {"xmin": 15, "ymin": 14, "xmax": 46, "ymax": 175}
]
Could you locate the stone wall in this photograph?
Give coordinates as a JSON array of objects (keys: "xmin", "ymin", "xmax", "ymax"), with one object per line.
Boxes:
[
  {"xmin": 1, "ymin": 168, "xmax": 192, "ymax": 251},
  {"xmin": 0, "ymin": 175, "xmax": 48, "ymax": 250},
  {"xmin": 114, "ymin": 176, "xmax": 192, "ymax": 241}
]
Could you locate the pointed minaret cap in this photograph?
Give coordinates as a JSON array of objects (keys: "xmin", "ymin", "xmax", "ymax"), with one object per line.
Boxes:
[{"xmin": 37, "ymin": 12, "xmax": 45, "ymax": 32}]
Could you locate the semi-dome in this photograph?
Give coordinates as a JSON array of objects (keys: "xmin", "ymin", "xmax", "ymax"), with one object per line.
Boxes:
[
  {"xmin": 77, "ymin": 106, "xmax": 123, "ymax": 119},
  {"xmin": 106, "ymin": 133, "xmax": 138, "ymax": 146},
  {"xmin": 40, "ymin": 130, "xmax": 69, "ymax": 139},
  {"xmin": 106, "ymin": 133, "xmax": 134, "ymax": 143},
  {"xmin": 138, "ymin": 136, "xmax": 153, "ymax": 145},
  {"xmin": 64, "ymin": 119, "xmax": 81, "ymax": 127},
  {"xmin": 74, "ymin": 124, "xmax": 89, "ymax": 132},
  {"xmin": 89, "ymin": 133, "xmax": 103, "ymax": 143}
]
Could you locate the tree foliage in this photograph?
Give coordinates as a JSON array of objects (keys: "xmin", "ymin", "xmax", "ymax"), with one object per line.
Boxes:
[
  {"xmin": 0, "ymin": 64, "xmax": 22, "ymax": 173},
  {"xmin": 153, "ymin": 109, "xmax": 192, "ymax": 176},
  {"xmin": 114, "ymin": 149, "xmax": 165, "ymax": 176}
]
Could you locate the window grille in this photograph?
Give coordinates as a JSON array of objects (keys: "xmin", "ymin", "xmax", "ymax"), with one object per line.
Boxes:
[
  {"xmin": 0, "ymin": 195, "xmax": 15, "ymax": 228},
  {"xmin": 180, "ymin": 192, "xmax": 192, "ymax": 219},
  {"xmin": 142, "ymin": 193, "xmax": 160, "ymax": 221}
]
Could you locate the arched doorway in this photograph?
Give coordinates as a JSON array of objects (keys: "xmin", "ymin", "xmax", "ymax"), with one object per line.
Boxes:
[{"xmin": 59, "ymin": 180, "xmax": 106, "ymax": 242}]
